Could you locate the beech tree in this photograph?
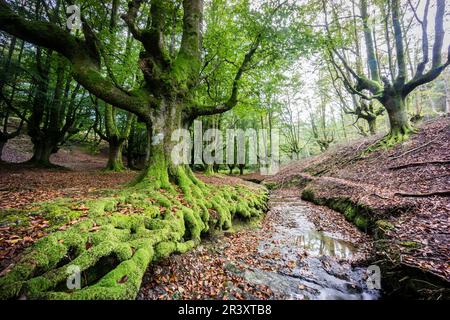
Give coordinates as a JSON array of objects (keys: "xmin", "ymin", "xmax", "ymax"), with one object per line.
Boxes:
[
  {"xmin": 324, "ymin": 0, "xmax": 450, "ymax": 146},
  {"xmin": 93, "ymin": 101, "xmax": 134, "ymax": 172},
  {"xmin": 0, "ymin": 35, "xmax": 24, "ymax": 160},
  {"xmin": 0, "ymin": 0, "xmax": 314, "ymax": 187}
]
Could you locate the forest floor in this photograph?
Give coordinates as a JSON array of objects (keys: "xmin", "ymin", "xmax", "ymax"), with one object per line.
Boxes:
[
  {"xmin": 0, "ymin": 140, "xmax": 138, "ymax": 270},
  {"xmin": 137, "ymin": 188, "xmax": 374, "ymax": 300},
  {"xmin": 262, "ymin": 116, "xmax": 450, "ymax": 285},
  {"xmin": 0, "ymin": 116, "xmax": 448, "ymax": 299}
]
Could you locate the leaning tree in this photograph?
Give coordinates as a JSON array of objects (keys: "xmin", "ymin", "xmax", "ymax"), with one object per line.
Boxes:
[
  {"xmin": 324, "ymin": 0, "xmax": 450, "ymax": 145},
  {"xmin": 0, "ymin": 0, "xmax": 314, "ymax": 188}
]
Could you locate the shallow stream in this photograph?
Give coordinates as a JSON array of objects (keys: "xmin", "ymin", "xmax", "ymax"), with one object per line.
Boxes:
[{"xmin": 239, "ymin": 194, "xmax": 380, "ymax": 300}]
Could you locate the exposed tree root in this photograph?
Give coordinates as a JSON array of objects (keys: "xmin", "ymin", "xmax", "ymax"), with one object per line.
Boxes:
[
  {"xmin": 394, "ymin": 191, "xmax": 450, "ymax": 198},
  {"xmin": 364, "ymin": 125, "xmax": 419, "ymax": 154},
  {"xmin": 389, "ymin": 160, "xmax": 450, "ymax": 170},
  {"xmin": 23, "ymin": 159, "xmax": 68, "ymax": 170},
  {"xmin": 0, "ymin": 173, "xmax": 268, "ymax": 300}
]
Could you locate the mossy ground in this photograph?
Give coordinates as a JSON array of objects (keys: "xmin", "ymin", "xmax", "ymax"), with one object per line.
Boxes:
[
  {"xmin": 364, "ymin": 126, "xmax": 419, "ymax": 155},
  {"xmin": 0, "ymin": 176, "xmax": 268, "ymax": 300}
]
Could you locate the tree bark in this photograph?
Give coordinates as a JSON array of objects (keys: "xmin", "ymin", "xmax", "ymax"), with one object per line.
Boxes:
[
  {"xmin": 126, "ymin": 120, "xmax": 138, "ymax": 170},
  {"xmin": 106, "ymin": 138, "xmax": 125, "ymax": 172},
  {"xmin": 382, "ymin": 94, "xmax": 415, "ymax": 143},
  {"xmin": 368, "ymin": 117, "xmax": 377, "ymax": 135},
  {"xmin": 136, "ymin": 100, "xmax": 192, "ymax": 189},
  {"xmin": 30, "ymin": 139, "xmax": 57, "ymax": 167},
  {"xmin": 0, "ymin": 139, "xmax": 5, "ymax": 161}
]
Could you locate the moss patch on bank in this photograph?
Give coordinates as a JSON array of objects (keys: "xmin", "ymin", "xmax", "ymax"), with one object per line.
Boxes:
[
  {"xmin": 301, "ymin": 187, "xmax": 372, "ymax": 232},
  {"xmin": 0, "ymin": 181, "xmax": 268, "ymax": 300}
]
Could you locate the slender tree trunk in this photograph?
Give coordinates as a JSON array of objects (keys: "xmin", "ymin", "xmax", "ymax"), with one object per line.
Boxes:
[
  {"xmin": 0, "ymin": 139, "xmax": 5, "ymax": 161},
  {"xmin": 145, "ymin": 126, "xmax": 152, "ymax": 164},
  {"xmin": 368, "ymin": 117, "xmax": 377, "ymax": 135},
  {"xmin": 127, "ymin": 120, "xmax": 137, "ymax": 169},
  {"xmin": 238, "ymin": 164, "xmax": 245, "ymax": 175},
  {"xmin": 105, "ymin": 138, "xmax": 125, "ymax": 172},
  {"xmin": 444, "ymin": 71, "xmax": 450, "ymax": 114}
]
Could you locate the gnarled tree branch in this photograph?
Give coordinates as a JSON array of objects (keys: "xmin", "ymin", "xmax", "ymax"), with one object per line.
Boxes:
[{"xmin": 0, "ymin": 0, "xmax": 149, "ymax": 121}]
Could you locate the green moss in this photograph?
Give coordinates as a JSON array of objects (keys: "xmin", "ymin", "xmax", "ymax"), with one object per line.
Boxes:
[
  {"xmin": 354, "ymin": 215, "xmax": 368, "ymax": 230},
  {"xmin": 154, "ymin": 241, "xmax": 177, "ymax": 261},
  {"xmin": 344, "ymin": 206, "xmax": 357, "ymax": 221},
  {"xmin": 0, "ymin": 209, "xmax": 32, "ymax": 227},
  {"xmin": 376, "ymin": 220, "xmax": 395, "ymax": 231},
  {"xmin": 301, "ymin": 188, "xmax": 315, "ymax": 201},
  {"xmin": 0, "ymin": 171, "xmax": 268, "ymax": 300},
  {"xmin": 399, "ymin": 241, "xmax": 421, "ymax": 248},
  {"xmin": 262, "ymin": 182, "xmax": 277, "ymax": 190},
  {"xmin": 171, "ymin": 52, "xmax": 201, "ymax": 88},
  {"xmin": 86, "ymin": 198, "xmax": 118, "ymax": 216},
  {"xmin": 182, "ymin": 208, "xmax": 204, "ymax": 241},
  {"xmin": 364, "ymin": 125, "xmax": 419, "ymax": 154}
]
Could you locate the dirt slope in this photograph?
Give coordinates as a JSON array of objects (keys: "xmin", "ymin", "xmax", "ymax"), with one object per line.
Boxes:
[{"xmin": 265, "ymin": 116, "xmax": 449, "ymax": 284}]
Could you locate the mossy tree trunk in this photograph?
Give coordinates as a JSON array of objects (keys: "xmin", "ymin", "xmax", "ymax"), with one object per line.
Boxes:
[
  {"xmin": 0, "ymin": 35, "xmax": 25, "ymax": 162},
  {"xmin": 136, "ymin": 99, "xmax": 193, "ymax": 188},
  {"xmin": 106, "ymin": 138, "xmax": 125, "ymax": 171},
  {"xmin": 326, "ymin": 0, "xmax": 450, "ymax": 147},
  {"xmin": 204, "ymin": 165, "xmax": 214, "ymax": 176},
  {"xmin": 95, "ymin": 104, "xmax": 134, "ymax": 172},
  {"xmin": 25, "ymin": 51, "xmax": 82, "ymax": 167},
  {"xmin": 126, "ymin": 119, "xmax": 140, "ymax": 170},
  {"xmin": 381, "ymin": 93, "xmax": 416, "ymax": 144},
  {"xmin": 30, "ymin": 138, "xmax": 58, "ymax": 167},
  {"xmin": 367, "ymin": 116, "xmax": 377, "ymax": 135},
  {"xmin": 0, "ymin": 0, "xmax": 261, "ymax": 185}
]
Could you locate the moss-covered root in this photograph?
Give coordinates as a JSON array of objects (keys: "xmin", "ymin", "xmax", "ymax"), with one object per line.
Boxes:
[
  {"xmin": 0, "ymin": 212, "xmax": 192, "ymax": 300},
  {"xmin": 365, "ymin": 125, "xmax": 419, "ymax": 154},
  {"xmin": 0, "ymin": 181, "xmax": 268, "ymax": 300}
]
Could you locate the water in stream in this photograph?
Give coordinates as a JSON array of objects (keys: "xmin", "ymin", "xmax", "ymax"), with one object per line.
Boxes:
[{"xmin": 240, "ymin": 194, "xmax": 380, "ymax": 300}]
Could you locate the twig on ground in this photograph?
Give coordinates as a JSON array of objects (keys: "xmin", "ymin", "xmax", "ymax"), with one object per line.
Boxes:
[
  {"xmin": 388, "ymin": 160, "xmax": 450, "ymax": 170},
  {"xmin": 390, "ymin": 126, "xmax": 447, "ymax": 160},
  {"xmin": 395, "ymin": 190, "xmax": 450, "ymax": 198}
]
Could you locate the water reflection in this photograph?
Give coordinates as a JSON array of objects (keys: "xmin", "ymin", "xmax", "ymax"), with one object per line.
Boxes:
[
  {"xmin": 295, "ymin": 231, "xmax": 355, "ymax": 259},
  {"xmin": 245, "ymin": 197, "xmax": 380, "ymax": 300}
]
